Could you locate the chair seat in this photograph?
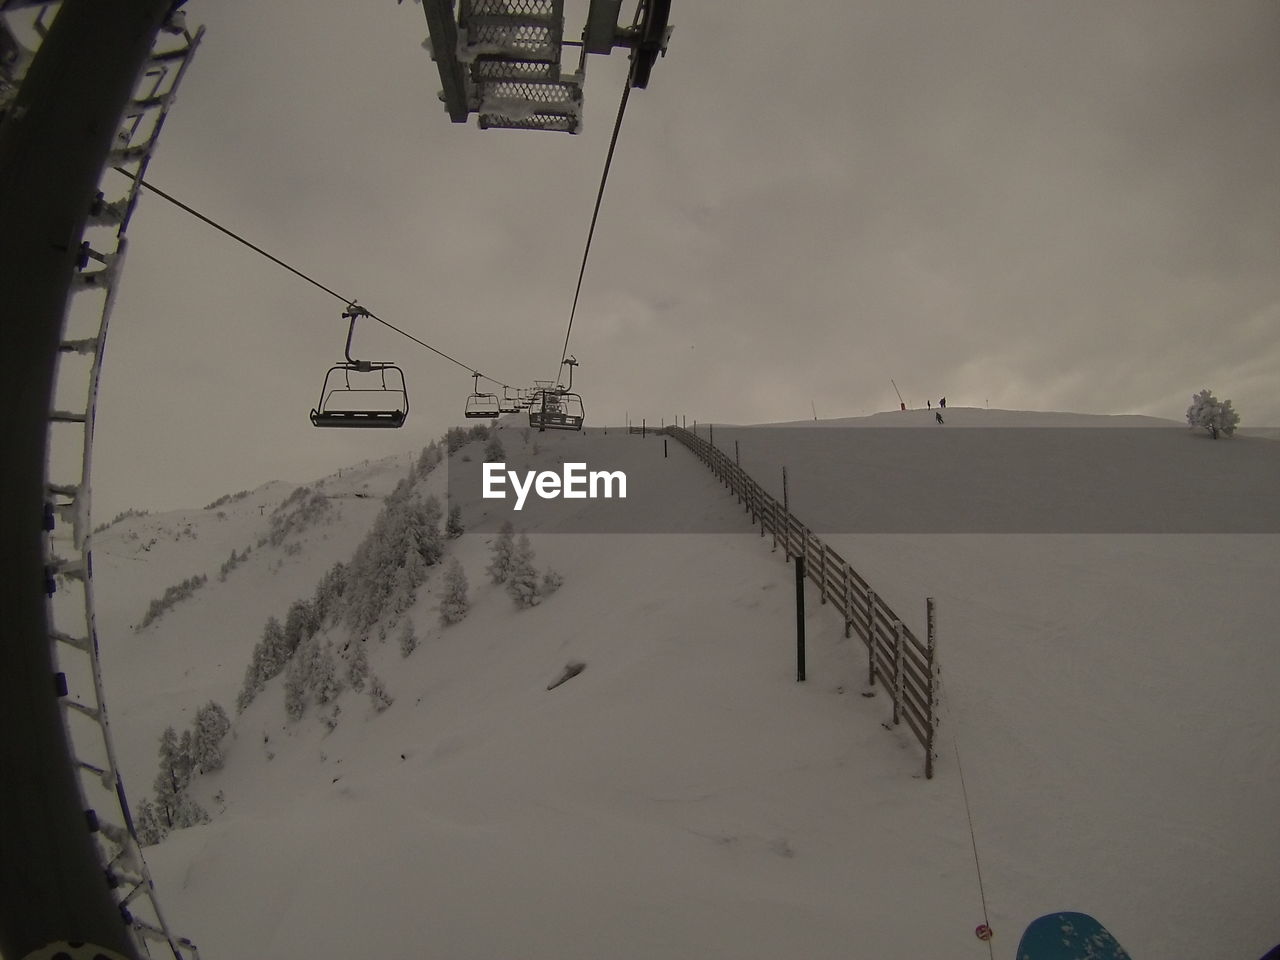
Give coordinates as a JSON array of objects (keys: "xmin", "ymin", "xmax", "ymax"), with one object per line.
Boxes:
[{"xmin": 311, "ymin": 409, "xmax": 406, "ymax": 428}]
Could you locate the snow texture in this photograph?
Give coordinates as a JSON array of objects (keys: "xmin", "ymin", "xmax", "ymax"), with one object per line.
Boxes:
[{"xmin": 82, "ymin": 412, "xmax": 1280, "ymax": 960}]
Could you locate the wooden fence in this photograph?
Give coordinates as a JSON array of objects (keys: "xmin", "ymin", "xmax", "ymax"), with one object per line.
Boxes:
[{"xmin": 663, "ymin": 426, "xmax": 939, "ymax": 778}]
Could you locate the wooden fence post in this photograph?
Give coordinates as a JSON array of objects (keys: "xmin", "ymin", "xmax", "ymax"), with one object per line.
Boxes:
[
  {"xmin": 795, "ymin": 552, "xmax": 806, "ymax": 681},
  {"xmin": 926, "ymin": 597, "xmax": 937, "ymax": 780},
  {"xmin": 867, "ymin": 589, "xmax": 878, "ymax": 686},
  {"xmin": 893, "ymin": 619, "xmax": 905, "ymax": 727},
  {"xmin": 844, "ymin": 565, "xmax": 854, "ymax": 639},
  {"xmin": 819, "ymin": 540, "xmax": 828, "ymax": 605}
]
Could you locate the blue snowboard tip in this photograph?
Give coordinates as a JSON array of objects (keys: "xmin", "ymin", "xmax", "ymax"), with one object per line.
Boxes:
[{"xmin": 1016, "ymin": 911, "xmax": 1132, "ymax": 960}]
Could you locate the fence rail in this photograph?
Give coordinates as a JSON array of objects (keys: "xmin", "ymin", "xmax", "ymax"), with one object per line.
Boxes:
[{"xmin": 663, "ymin": 426, "xmax": 938, "ymax": 778}]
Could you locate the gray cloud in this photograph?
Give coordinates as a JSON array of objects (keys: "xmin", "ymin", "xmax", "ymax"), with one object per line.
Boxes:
[{"xmin": 57, "ymin": 0, "xmax": 1278, "ymax": 516}]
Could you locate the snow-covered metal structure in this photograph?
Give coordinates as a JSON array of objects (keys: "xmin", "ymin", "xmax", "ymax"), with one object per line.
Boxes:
[
  {"xmin": 416, "ymin": 0, "xmax": 671, "ymax": 133},
  {"xmin": 0, "ymin": 2, "xmax": 203, "ymax": 956}
]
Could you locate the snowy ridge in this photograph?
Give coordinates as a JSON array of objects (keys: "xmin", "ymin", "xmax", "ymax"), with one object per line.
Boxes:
[{"xmin": 90, "ymin": 415, "xmax": 1279, "ymax": 959}]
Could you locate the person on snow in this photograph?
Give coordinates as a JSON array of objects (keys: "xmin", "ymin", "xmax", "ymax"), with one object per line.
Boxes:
[
  {"xmin": 935, "ymin": 411, "xmax": 944, "ymax": 424},
  {"xmin": 939, "ymin": 397, "xmax": 946, "ymax": 409}
]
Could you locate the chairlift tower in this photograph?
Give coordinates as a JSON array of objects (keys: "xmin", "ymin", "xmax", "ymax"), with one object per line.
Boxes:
[
  {"xmin": 0, "ymin": 2, "xmax": 204, "ymax": 957},
  {"xmin": 416, "ymin": 0, "xmax": 671, "ymax": 134}
]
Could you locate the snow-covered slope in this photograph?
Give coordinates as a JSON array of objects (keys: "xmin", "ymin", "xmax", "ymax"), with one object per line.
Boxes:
[{"xmin": 86, "ymin": 414, "xmax": 1279, "ymax": 960}]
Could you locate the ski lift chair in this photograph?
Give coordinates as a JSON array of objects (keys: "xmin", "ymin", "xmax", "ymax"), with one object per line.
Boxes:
[
  {"xmin": 528, "ymin": 389, "xmax": 584, "ymax": 431},
  {"xmin": 464, "ymin": 372, "xmax": 501, "ymax": 418},
  {"xmin": 528, "ymin": 356, "xmax": 584, "ymax": 430},
  {"xmin": 310, "ymin": 305, "xmax": 408, "ymax": 428},
  {"xmin": 498, "ymin": 387, "xmax": 521, "ymax": 414}
]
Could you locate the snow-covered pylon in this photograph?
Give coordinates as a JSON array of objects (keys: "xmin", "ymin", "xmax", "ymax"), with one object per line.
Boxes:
[{"xmin": 22, "ymin": 3, "xmax": 205, "ymax": 956}]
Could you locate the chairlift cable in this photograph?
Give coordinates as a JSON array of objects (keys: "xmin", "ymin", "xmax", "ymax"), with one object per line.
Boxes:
[
  {"xmin": 115, "ymin": 168, "xmax": 513, "ymax": 389},
  {"xmin": 553, "ymin": 64, "xmax": 634, "ymax": 387}
]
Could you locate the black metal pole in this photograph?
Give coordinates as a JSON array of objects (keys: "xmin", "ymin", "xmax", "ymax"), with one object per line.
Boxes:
[
  {"xmin": 0, "ymin": 3, "xmax": 174, "ymax": 957},
  {"xmin": 663, "ymin": 438, "xmax": 668, "ymax": 458},
  {"xmin": 795, "ymin": 553, "xmax": 807, "ymax": 681}
]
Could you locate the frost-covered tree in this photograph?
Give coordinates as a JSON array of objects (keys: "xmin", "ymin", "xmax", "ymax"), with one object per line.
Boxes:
[
  {"xmin": 507, "ymin": 534, "xmax": 542, "ymax": 608},
  {"xmin": 446, "ymin": 504, "xmax": 464, "ymax": 539},
  {"xmin": 399, "ymin": 618, "xmax": 418, "ymax": 658},
  {"xmin": 312, "ymin": 561, "xmax": 348, "ymax": 626},
  {"xmin": 323, "ymin": 704, "xmax": 341, "ymax": 732},
  {"xmin": 346, "ymin": 492, "xmax": 444, "ymax": 633},
  {"xmin": 135, "ymin": 797, "xmax": 166, "ymax": 846},
  {"xmin": 445, "ymin": 426, "xmax": 470, "ymax": 453},
  {"xmin": 191, "ymin": 701, "xmax": 230, "ymax": 773},
  {"xmin": 283, "ymin": 635, "xmax": 318, "ymax": 721},
  {"xmin": 236, "ymin": 615, "xmax": 292, "ymax": 714},
  {"xmin": 541, "ymin": 567, "xmax": 564, "ymax": 597},
  {"xmin": 346, "ymin": 640, "xmax": 368, "ymax": 692},
  {"xmin": 417, "ymin": 440, "xmax": 442, "ymax": 478},
  {"xmin": 151, "ymin": 726, "xmax": 206, "ymax": 830},
  {"xmin": 487, "ymin": 521, "xmax": 515, "ymax": 584},
  {"xmin": 369, "ymin": 674, "xmax": 394, "ymax": 712},
  {"xmin": 440, "ymin": 558, "xmax": 470, "ymax": 626},
  {"xmin": 1186, "ymin": 388, "xmax": 1240, "ymax": 439},
  {"xmin": 483, "ymin": 433, "xmax": 506, "ymax": 462},
  {"xmin": 313, "ymin": 640, "xmax": 343, "ymax": 705},
  {"xmin": 283, "ymin": 661, "xmax": 308, "ymax": 720},
  {"xmin": 283, "ymin": 600, "xmax": 319, "ymax": 656}
]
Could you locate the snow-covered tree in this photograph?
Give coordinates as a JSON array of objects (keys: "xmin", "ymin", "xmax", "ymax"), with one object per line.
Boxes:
[
  {"xmin": 151, "ymin": 726, "xmax": 206, "ymax": 830},
  {"xmin": 323, "ymin": 704, "xmax": 341, "ymax": 732},
  {"xmin": 191, "ymin": 701, "xmax": 230, "ymax": 773},
  {"xmin": 445, "ymin": 426, "xmax": 470, "ymax": 453},
  {"xmin": 283, "ymin": 662, "xmax": 307, "ymax": 720},
  {"xmin": 507, "ymin": 534, "xmax": 541, "ymax": 608},
  {"xmin": 417, "ymin": 440, "xmax": 442, "ymax": 478},
  {"xmin": 283, "ymin": 636, "xmax": 316, "ymax": 721},
  {"xmin": 541, "ymin": 567, "xmax": 564, "ymax": 597},
  {"xmin": 369, "ymin": 674, "xmax": 394, "ymax": 712},
  {"xmin": 1186, "ymin": 388, "xmax": 1240, "ymax": 439},
  {"xmin": 135, "ymin": 797, "xmax": 166, "ymax": 846},
  {"xmin": 346, "ymin": 640, "xmax": 368, "ymax": 692},
  {"xmin": 487, "ymin": 521, "xmax": 515, "ymax": 584},
  {"xmin": 313, "ymin": 640, "xmax": 343, "ymax": 705},
  {"xmin": 440, "ymin": 557, "xmax": 470, "ymax": 626},
  {"xmin": 446, "ymin": 503, "xmax": 464, "ymax": 539},
  {"xmin": 312, "ymin": 561, "xmax": 348, "ymax": 626},
  {"xmin": 283, "ymin": 600, "xmax": 319, "ymax": 656},
  {"xmin": 399, "ymin": 618, "xmax": 418, "ymax": 658},
  {"xmin": 483, "ymin": 433, "xmax": 506, "ymax": 462}
]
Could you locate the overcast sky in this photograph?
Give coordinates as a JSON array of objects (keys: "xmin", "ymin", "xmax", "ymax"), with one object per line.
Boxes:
[{"xmin": 45, "ymin": 0, "xmax": 1280, "ymax": 518}]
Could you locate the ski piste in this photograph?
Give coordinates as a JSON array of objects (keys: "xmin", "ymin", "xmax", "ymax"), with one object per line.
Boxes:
[{"xmin": 1016, "ymin": 912, "xmax": 1132, "ymax": 960}]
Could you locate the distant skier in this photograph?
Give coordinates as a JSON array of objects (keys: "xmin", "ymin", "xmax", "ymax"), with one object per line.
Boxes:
[
  {"xmin": 939, "ymin": 397, "xmax": 946, "ymax": 409},
  {"xmin": 927, "ymin": 399, "xmax": 932, "ymax": 410},
  {"xmin": 935, "ymin": 411, "xmax": 944, "ymax": 424}
]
